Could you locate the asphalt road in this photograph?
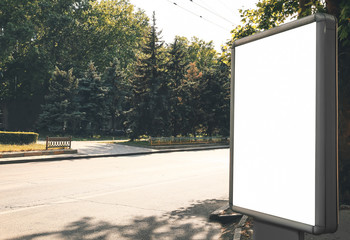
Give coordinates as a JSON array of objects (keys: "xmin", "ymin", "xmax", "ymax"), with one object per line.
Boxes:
[{"xmin": 0, "ymin": 149, "xmax": 229, "ymax": 240}]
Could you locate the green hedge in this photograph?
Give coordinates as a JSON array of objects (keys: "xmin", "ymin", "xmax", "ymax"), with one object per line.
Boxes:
[{"xmin": 0, "ymin": 131, "xmax": 39, "ymax": 145}]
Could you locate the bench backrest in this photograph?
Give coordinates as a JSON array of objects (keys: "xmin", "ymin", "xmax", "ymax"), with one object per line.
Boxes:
[{"xmin": 46, "ymin": 136, "xmax": 72, "ymax": 150}]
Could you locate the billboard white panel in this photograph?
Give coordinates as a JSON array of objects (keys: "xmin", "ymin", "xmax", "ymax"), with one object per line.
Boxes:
[{"xmin": 233, "ymin": 22, "xmax": 316, "ymax": 226}]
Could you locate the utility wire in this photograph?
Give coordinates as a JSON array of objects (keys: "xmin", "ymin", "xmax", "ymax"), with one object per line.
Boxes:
[
  {"xmin": 186, "ymin": 0, "xmax": 235, "ymax": 25},
  {"xmin": 166, "ymin": 0, "xmax": 229, "ymax": 31},
  {"xmin": 216, "ymin": 0, "xmax": 232, "ymax": 12}
]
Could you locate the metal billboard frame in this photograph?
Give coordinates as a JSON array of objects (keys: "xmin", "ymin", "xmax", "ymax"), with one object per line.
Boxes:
[{"xmin": 230, "ymin": 13, "xmax": 338, "ymax": 235}]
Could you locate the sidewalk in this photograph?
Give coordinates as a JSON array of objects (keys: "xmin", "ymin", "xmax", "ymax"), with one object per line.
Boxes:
[
  {"xmin": 0, "ymin": 140, "xmax": 228, "ymax": 164},
  {"xmin": 0, "ymin": 141, "xmax": 144, "ymax": 164}
]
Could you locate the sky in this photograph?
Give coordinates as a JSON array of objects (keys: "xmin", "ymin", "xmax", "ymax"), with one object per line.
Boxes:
[{"xmin": 129, "ymin": 0, "xmax": 259, "ymax": 52}]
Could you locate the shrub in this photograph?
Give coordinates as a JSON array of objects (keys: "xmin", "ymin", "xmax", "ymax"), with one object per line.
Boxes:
[{"xmin": 0, "ymin": 131, "xmax": 39, "ymax": 145}]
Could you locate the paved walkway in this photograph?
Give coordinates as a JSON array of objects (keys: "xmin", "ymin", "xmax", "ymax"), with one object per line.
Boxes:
[
  {"xmin": 70, "ymin": 140, "xmax": 154, "ymax": 155},
  {"xmin": 0, "ymin": 141, "xmax": 150, "ymax": 164}
]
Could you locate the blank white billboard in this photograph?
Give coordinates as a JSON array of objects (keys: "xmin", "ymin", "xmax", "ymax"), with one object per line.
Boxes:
[
  {"xmin": 233, "ymin": 22, "xmax": 316, "ymax": 226},
  {"xmin": 230, "ymin": 13, "xmax": 337, "ymax": 234}
]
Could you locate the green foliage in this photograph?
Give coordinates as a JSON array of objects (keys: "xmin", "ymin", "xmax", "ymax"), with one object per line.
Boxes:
[
  {"xmin": 0, "ymin": 0, "xmax": 149, "ymax": 130},
  {"xmin": 78, "ymin": 62, "xmax": 109, "ymax": 136},
  {"xmin": 0, "ymin": 0, "xmax": 89, "ymax": 100},
  {"xmin": 2, "ymin": 0, "xmax": 230, "ymax": 140},
  {"xmin": 200, "ymin": 58, "xmax": 230, "ymax": 137},
  {"xmin": 127, "ymin": 12, "xmax": 170, "ymax": 138},
  {"xmin": 297, "ymin": 0, "xmax": 327, "ymax": 18},
  {"xmin": 338, "ymin": 0, "xmax": 350, "ymax": 109},
  {"xmin": 187, "ymin": 37, "xmax": 218, "ymax": 72},
  {"xmin": 0, "ymin": 131, "xmax": 38, "ymax": 145},
  {"xmin": 167, "ymin": 36, "xmax": 190, "ymax": 88},
  {"xmin": 103, "ymin": 58, "xmax": 129, "ymax": 133},
  {"xmin": 37, "ymin": 67, "xmax": 82, "ymax": 134},
  {"xmin": 82, "ymin": 0, "xmax": 149, "ymax": 71},
  {"xmin": 166, "ymin": 36, "xmax": 229, "ymax": 138},
  {"xmin": 337, "ymin": 0, "xmax": 350, "ymax": 205},
  {"xmin": 179, "ymin": 62, "xmax": 204, "ymax": 136},
  {"xmin": 338, "ymin": 1, "xmax": 350, "ymax": 47},
  {"xmin": 125, "ymin": 13, "xmax": 229, "ymax": 139},
  {"xmin": 167, "ymin": 37, "xmax": 191, "ymax": 136}
]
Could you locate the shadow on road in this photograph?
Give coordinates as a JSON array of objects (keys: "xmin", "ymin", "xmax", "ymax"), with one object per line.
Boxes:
[{"xmin": 7, "ymin": 199, "xmax": 229, "ymax": 240}]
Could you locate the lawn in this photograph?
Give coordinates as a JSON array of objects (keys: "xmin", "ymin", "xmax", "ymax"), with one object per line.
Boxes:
[{"xmin": 0, "ymin": 143, "xmax": 46, "ymax": 153}]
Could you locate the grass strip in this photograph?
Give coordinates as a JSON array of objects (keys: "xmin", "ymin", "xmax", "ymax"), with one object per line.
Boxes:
[{"xmin": 0, "ymin": 143, "xmax": 46, "ymax": 153}]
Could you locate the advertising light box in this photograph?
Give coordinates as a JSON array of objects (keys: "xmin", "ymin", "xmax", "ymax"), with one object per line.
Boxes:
[{"xmin": 230, "ymin": 14, "xmax": 338, "ymax": 234}]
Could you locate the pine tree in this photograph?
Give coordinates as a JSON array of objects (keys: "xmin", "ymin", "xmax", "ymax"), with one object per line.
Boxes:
[
  {"xmin": 201, "ymin": 58, "xmax": 230, "ymax": 137},
  {"xmin": 37, "ymin": 67, "xmax": 82, "ymax": 134},
  {"xmin": 77, "ymin": 62, "xmax": 109, "ymax": 136},
  {"xmin": 177, "ymin": 62, "xmax": 203, "ymax": 136},
  {"xmin": 127, "ymin": 12, "xmax": 169, "ymax": 138},
  {"xmin": 167, "ymin": 37, "xmax": 190, "ymax": 136},
  {"xmin": 103, "ymin": 58, "xmax": 129, "ymax": 134}
]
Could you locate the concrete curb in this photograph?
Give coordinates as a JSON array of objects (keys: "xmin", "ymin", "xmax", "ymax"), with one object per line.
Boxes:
[
  {"xmin": 150, "ymin": 143, "xmax": 229, "ymax": 149},
  {"xmin": 0, "ymin": 149, "xmax": 77, "ymax": 158},
  {"xmin": 0, "ymin": 145, "xmax": 229, "ymax": 165},
  {"xmin": 233, "ymin": 215, "xmax": 248, "ymax": 240}
]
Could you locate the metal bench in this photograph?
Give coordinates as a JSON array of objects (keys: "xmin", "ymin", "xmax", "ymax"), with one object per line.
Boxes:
[{"xmin": 46, "ymin": 136, "xmax": 72, "ymax": 150}]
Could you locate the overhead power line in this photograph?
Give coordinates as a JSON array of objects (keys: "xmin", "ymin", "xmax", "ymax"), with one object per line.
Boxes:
[
  {"xmin": 166, "ymin": 0, "xmax": 229, "ymax": 31},
  {"xmin": 186, "ymin": 0, "xmax": 235, "ymax": 25},
  {"xmin": 216, "ymin": 0, "xmax": 232, "ymax": 11}
]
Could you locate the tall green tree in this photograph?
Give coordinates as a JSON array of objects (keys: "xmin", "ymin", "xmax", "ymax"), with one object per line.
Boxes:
[
  {"xmin": 166, "ymin": 36, "xmax": 224, "ymax": 137},
  {"xmin": 127, "ymin": 12, "xmax": 169, "ymax": 138},
  {"xmin": 77, "ymin": 62, "xmax": 109, "ymax": 136},
  {"xmin": 201, "ymin": 58, "xmax": 230, "ymax": 137},
  {"xmin": 167, "ymin": 37, "xmax": 190, "ymax": 136},
  {"xmin": 177, "ymin": 62, "xmax": 204, "ymax": 136},
  {"xmin": 103, "ymin": 58, "xmax": 129, "ymax": 133},
  {"xmin": 167, "ymin": 37, "xmax": 190, "ymax": 90},
  {"xmin": 37, "ymin": 67, "xmax": 82, "ymax": 134}
]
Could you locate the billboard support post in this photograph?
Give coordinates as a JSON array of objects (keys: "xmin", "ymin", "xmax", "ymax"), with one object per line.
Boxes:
[{"xmin": 254, "ymin": 220, "xmax": 304, "ymax": 240}]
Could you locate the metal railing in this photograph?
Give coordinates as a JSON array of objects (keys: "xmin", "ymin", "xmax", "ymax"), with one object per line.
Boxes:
[{"xmin": 149, "ymin": 136, "xmax": 228, "ymax": 146}]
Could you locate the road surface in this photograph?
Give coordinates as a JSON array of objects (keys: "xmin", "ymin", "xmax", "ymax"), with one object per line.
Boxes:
[{"xmin": 0, "ymin": 149, "xmax": 229, "ymax": 240}]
